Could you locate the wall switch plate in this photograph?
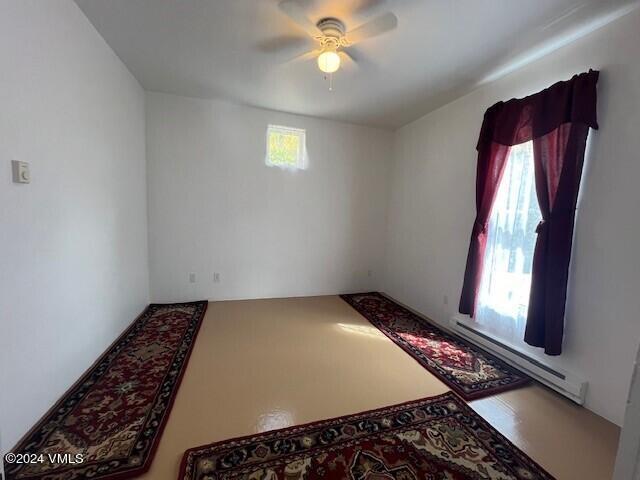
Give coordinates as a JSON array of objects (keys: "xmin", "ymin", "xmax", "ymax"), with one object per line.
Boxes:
[
  {"xmin": 11, "ymin": 160, "xmax": 30, "ymax": 184},
  {"xmin": 213, "ymin": 272, "xmax": 220, "ymax": 283},
  {"xmin": 189, "ymin": 272, "xmax": 196, "ymax": 283}
]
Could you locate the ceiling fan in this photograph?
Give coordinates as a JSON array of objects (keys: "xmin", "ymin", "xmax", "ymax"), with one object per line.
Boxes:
[{"xmin": 275, "ymin": 0, "xmax": 398, "ymax": 76}]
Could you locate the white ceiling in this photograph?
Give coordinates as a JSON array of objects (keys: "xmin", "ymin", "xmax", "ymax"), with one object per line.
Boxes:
[{"xmin": 75, "ymin": 0, "xmax": 637, "ymax": 129}]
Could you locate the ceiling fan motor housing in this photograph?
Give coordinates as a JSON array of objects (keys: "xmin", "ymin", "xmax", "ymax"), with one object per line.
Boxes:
[{"xmin": 317, "ymin": 17, "xmax": 346, "ymax": 38}]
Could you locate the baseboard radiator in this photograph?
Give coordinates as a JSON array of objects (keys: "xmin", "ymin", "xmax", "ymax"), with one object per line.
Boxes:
[{"xmin": 449, "ymin": 315, "xmax": 587, "ymax": 404}]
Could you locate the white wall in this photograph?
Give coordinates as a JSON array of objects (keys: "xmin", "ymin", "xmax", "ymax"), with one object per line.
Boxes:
[
  {"xmin": 384, "ymin": 9, "xmax": 640, "ymax": 425},
  {"xmin": 146, "ymin": 92, "xmax": 392, "ymax": 302},
  {"xmin": 0, "ymin": 0, "xmax": 149, "ymax": 450}
]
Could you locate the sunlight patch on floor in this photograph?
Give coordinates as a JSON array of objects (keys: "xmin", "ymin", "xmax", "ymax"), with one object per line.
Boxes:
[
  {"xmin": 256, "ymin": 409, "xmax": 295, "ymax": 433},
  {"xmin": 336, "ymin": 323, "xmax": 385, "ymax": 339}
]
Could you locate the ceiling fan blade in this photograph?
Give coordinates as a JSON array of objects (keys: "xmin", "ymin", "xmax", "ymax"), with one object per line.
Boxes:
[
  {"xmin": 278, "ymin": 0, "xmax": 322, "ymax": 37},
  {"xmin": 354, "ymin": 0, "xmax": 388, "ymax": 18},
  {"xmin": 339, "ymin": 50, "xmax": 359, "ymax": 70},
  {"xmin": 345, "ymin": 12, "xmax": 398, "ymax": 45},
  {"xmin": 257, "ymin": 35, "xmax": 312, "ymax": 54},
  {"xmin": 288, "ymin": 49, "xmax": 321, "ymax": 64},
  {"xmin": 341, "ymin": 47, "xmax": 378, "ymax": 71}
]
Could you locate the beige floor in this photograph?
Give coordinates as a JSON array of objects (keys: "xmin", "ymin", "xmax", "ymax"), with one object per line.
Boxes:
[{"xmin": 140, "ymin": 296, "xmax": 620, "ymax": 480}]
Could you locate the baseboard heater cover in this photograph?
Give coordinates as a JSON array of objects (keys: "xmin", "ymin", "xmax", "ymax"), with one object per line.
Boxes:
[{"xmin": 450, "ymin": 314, "xmax": 587, "ymax": 404}]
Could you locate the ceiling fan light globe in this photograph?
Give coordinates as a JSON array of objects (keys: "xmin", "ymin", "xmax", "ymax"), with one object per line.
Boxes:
[{"xmin": 317, "ymin": 50, "xmax": 341, "ymax": 73}]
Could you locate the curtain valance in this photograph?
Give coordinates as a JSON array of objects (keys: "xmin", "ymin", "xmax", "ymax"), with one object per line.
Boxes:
[{"xmin": 477, "ymin": 69, "xmax": 599, "ymax": 150}]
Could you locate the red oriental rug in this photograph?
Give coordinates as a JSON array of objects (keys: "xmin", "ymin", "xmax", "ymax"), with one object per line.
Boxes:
[
  {"xmin": 5, "ymin": 301, "xmax": 207, "ymax": 480},
  {"xmin": 179, "ymin": 391, "xmax": 553, "ymax": 479},
  {"xmin": 341, "ymin": 293, "xmax": 529, "ymax": 400}
]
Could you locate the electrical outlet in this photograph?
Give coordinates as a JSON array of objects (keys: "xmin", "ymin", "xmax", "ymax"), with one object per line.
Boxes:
[
  {"xmin": 213, "ymin": 272, "xmax": 220, "ymax": 283},
  {"xmin": 189, "ymin": 273, "xmax": 196, "ymax": 283}
]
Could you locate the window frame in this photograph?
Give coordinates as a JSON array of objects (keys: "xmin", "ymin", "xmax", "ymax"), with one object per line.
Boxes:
[{"xmin": 265, "ymin": 124, "xmax": 307, "ymax": 170}]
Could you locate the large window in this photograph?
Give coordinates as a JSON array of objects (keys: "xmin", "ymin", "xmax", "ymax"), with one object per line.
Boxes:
[
  {"xmin": 266, "ymin": 125, "xmax": 307, "ymax": 170},
  {"xmin": 476, "ymin": 141, "xmax": 541, "ymax": 345}
]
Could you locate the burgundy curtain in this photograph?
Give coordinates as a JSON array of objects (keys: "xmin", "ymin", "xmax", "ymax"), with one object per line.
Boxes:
[{"xmin": 459, "ymin": 69, "xmax": 599, "ymax": 355}]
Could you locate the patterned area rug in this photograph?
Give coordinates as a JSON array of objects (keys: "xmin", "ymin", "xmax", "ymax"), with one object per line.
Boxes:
[
  {"xmin": 5, "ymin": 301, "xmax": 208, "ymax": 480},
  {"xmin": 179, "ymin": 391, "xmax": 553, "ymax": 479},
  {"xmin": 341, "ymin": 293, "xmax": 529, "ymax": 400}
]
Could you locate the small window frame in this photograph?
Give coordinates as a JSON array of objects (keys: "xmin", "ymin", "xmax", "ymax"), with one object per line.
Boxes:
[{"xmin": 265, "ymin": 124, "xmax": 307, "ymax": 170}]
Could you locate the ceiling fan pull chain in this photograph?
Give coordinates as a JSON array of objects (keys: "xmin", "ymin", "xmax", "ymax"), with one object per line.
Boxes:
[{"xmin": 322, "ymin": 73, "xmax": 334, "ymax": 91}]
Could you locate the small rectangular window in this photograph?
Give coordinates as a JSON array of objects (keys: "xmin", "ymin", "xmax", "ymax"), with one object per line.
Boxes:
[{"xmin": 266, "ymin": 125, "xmax": 307, "ymax": 169}]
